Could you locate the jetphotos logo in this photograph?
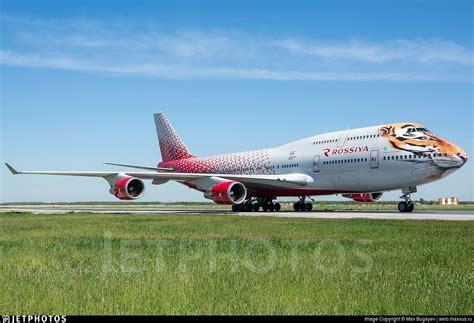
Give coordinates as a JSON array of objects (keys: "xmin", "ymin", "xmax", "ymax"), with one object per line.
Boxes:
[{"xmin": 323, "ymin": 146, "xmax": 369, "ymax": 157}]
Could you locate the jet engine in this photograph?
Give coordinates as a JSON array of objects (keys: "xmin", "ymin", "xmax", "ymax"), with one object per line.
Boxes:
[
  {"xmin": 204, "ymin": 181, "xmax": 247, "ymax": 205},
  {"xmin": 110, "ymin": 177, "xmax": 145, "ymax": 200},
  {"xmin": 342, "ymin": 192, "xmax": 383, "ymax": 203}
]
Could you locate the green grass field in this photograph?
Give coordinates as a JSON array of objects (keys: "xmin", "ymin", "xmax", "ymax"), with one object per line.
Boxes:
[
  {"xmin": 2, "ymin": 202, "xmax": 474, "ymax": 212},
  {"xmin": 0, "ymin": 212, "xmax": 472, "ymax": 315}
]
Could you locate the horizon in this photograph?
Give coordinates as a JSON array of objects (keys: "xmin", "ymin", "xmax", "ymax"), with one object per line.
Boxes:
[{"xmin": 1, "ymin": 0, "xmax": 473, "ymax": 202}]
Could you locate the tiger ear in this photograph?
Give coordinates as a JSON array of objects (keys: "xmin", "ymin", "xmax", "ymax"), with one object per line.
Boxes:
[{"xmin": 378, "ymin": 126, "xmax": 392, "ymax": 137}]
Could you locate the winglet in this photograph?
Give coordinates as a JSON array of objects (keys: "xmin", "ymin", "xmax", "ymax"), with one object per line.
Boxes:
[{"xmin": 5, "ymin": 163, "xmax": 20, "ymax": 175}]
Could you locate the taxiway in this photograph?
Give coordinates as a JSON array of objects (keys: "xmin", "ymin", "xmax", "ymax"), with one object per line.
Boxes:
[{"xmin": 1, "ymin": 207, "xmax": 473, "ymax": 221}]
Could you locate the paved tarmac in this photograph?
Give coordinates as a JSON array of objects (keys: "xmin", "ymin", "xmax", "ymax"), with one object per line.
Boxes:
[{"xmin": 1, "ymin": 207, "xmax": 473, "ymax": 221}]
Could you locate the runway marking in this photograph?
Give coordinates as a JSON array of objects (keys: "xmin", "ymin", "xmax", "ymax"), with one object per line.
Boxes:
[{"xmin": 1, "ymin": 208, "xmax": 473, "ymax": 221}]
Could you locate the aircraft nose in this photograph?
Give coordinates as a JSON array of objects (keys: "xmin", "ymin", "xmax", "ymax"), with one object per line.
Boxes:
[{"xmin": 458, "ymin": 150, "xmax": 468, "ymax": 165}]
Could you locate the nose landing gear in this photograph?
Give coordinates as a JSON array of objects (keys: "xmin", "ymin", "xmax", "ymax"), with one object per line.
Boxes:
[{"xmin": 398, "ymin": 187, "xmax": 416, "ymax": 213}]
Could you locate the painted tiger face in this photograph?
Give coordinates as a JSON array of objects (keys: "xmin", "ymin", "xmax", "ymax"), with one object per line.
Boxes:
[{"xmin": 379, "ymin": 123, "xmax": 468, "ymax": 168}]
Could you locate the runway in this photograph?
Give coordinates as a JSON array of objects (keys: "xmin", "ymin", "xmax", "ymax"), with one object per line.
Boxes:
[{"xmin": 1, "ymin": 207, "xmax": 473, "ymax": 221}]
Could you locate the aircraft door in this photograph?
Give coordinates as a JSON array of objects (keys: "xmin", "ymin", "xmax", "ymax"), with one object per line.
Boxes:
[
  {"xmin": 370, "ymin": 150, "xmax": 379, "ymax": 169},
  {"xmin": 337, "ymin": 130, "xmax": 349, "ymax": 148},
  {"xmin": 313, "ymin": 155, "xmax": 320, "ymax": 172}
]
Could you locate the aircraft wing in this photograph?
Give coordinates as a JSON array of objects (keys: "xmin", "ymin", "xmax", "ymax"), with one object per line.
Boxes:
[{"xmin": 5, "ymin": 163, "xmax": 314, "ymax": 188}]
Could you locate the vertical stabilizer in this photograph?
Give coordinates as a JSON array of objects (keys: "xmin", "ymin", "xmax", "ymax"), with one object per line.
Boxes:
[{"xmin": 154, "ymin": 112, "xmax": 194, "ymax": 162}]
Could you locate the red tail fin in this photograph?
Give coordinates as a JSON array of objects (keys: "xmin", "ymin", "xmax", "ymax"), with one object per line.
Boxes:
[{"xmin": 154, "ymin": 112, "xmax": 194, "ymax": 162}]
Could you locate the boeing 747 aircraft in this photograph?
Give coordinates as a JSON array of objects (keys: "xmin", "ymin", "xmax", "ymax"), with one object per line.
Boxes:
[{"xmin": 6, "ymin": 112, "xmax": 468, "ymax": 213}]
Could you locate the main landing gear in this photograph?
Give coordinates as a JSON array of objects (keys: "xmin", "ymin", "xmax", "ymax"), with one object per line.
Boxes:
[
  {"xmin": 398, "ymin": 187, "xmax": 417, "ymax": 213},
  {"xmin": 231, "ymin": 197, "xmax": 281, "ymax": 213},
  {"xmin": 293, "ymin": 196, "xmax": 313, "ymax": 212},
  {"xmin": 232, "ymin": 196, "xmax": 314, "ymax": 213}
]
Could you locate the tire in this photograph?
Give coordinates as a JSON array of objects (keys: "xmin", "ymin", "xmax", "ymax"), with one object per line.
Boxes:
[
  {"xmin": 293, "ymin": 203, "xmax": 299, "ymax": 212},
  {"xmin": 253, "ymin": 204, "xmax": 260, "ymax": 212},
  {"xmin": 263, "ymin": 204, "xmax": 269, "ymax": 212},
  {"xmin": 232, "ymin": 205, "xmax": 240, "ymax": 212},
  {"xmin": 246, "ymin": 203, "xmax": 253, "ymax": 212},
  {"xmin": 274, "ymin": 203, "xmax": 281, "ymax": 212},
  {"xmin": 306, "ymin": 203, "xmax": 313, "ymax": 212},
  {"xmin": 407, "ymin": 202, "xmax": 415, "ymax": 213},
  {"xmin": 398, "ymin": 202, "xmax": 408, "ymax": 213},
  {"xmin": 268, "ymin": 203, "xmax": 275, "ymax": 212},
  {"xmin": 300, "ymin": 203, "xmax": 307, "ymax": 212}
]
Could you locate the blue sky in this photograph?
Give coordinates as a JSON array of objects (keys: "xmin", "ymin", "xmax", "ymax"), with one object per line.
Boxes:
[{"xmin": 1, "ymin": 0, "xmax": 473, "ymax": 202}]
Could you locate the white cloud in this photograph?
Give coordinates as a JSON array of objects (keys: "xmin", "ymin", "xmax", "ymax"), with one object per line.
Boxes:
[
  {"xmin": 0, "ymin": 50, "xmax": 453, "ymax": 82},
  {"xmin": 0, "ymin": 16, "xmax": 472, "ymax": 81},
  {"xmin": 275, "ymin": 38, "xmax": 473, "ymax": 65}
]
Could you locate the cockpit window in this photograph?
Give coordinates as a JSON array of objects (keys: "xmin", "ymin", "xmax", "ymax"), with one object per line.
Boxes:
[{"xmin": 416, "ymin": 128, "xmax": 430, "ymax": 132}]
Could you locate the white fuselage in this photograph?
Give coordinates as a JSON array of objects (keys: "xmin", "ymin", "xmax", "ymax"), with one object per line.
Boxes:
[{"xmin": 162, "ymin": 122, "xmax": 467, "ymax": 197}]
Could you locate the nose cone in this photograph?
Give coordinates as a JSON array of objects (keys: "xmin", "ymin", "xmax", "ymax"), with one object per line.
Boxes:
[
  {"xmin": 458, "ymin": 150, "xmax": 468, "ymax": 165},
  {"xmin": 437, "ymin": 148, "xmax": 468, "ymax": 168},
  {"xmin": 429, "ymin": 137, "xmax": 468, "ymax": 169}
]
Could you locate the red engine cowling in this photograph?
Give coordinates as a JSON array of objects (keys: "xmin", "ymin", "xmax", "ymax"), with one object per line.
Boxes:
[
  {"xmin": 204, "ymin": 181, "xmax": 247, "ymax": 205},
  {"xmin": 110, "ymin": 177, "xmax": 145, "ymax": 200},
  {"xmin": 343, "ymin": 192, "xmax": 383, "ymax": 203}
]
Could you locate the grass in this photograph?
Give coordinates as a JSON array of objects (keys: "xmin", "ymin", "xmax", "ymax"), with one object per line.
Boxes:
[
  {"xmin": 2, "ymin": 202, "xmax": 474, "ymax": 212},
  {"xmin": 0, "ymin": 212, "xmax": 472, "ymax": 315}
]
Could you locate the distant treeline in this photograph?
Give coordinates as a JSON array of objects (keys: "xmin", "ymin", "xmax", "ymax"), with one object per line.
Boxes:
[{"xmin": 1, "ymin": 200, "xmax": 473, "ymax": 206}]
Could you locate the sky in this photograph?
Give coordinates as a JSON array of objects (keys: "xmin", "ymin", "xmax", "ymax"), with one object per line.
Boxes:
[{"xmin": 1, "ymin": 0, "xmax": 473, "ymax": 203}]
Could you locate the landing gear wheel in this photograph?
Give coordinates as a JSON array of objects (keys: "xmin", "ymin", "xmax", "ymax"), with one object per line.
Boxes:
[
  {"xmin": 306, "ymin": 203, "xmax": 313, "ymax": 212},
  {"xmin": 253, "ymin": 204, "xmax": 260, "ymax": 212},
  {"xmin": 294, "ymin": 202, "xmax": 307, "ymax": 212},
  {"xmin": 301, "ymin": 203, "xmax": 307, "ymax": 212},
  {"xmin": 398, "ymin": 202, "xmax": 408, "ymax": 213},
  {"xmin": 232, "ymin": 205, "xmax": 240, "ymax": 212},
  {"xmin": 274, "ymin": 203, "xmax": 281, "ymax": 212},
  {"xmin": 262, "ymin": 204, "xmax": 269, "ymax": 212},
  {"xmin": 399, "ymin": 187, "xmax": 417, "ymax": 213},
  {"xmin": 268, "ymin": 203, "xmax": 275, "ymax": 212}
]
